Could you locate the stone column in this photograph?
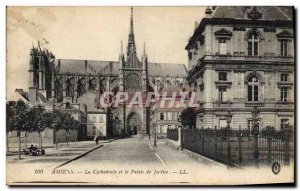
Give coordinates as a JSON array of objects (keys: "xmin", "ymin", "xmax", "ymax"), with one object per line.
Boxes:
[
  {"xmin": 205, "ymin": 25, "xmax": 213, "ymax": 55},
  {"xmin": 204, "ymin": 69, "xmax": 213, "ymax": 108},
  {"xmin": 241, "ymin": 72, "xmax": 245, "ymax": 100},
  {"xmin": 74, "ymin": 75, "xmax": 78, "ymax": 98},
  {"xmin": 63, "ymin": 75, "xmax": 67, "ymax": 97},
  {"xmin": 241, "ymin": 30, "xmax": 245, "ymax": 54},
  {"xmin": 234, "ymin": 30, "xmax": 238, "ymax": 53}
]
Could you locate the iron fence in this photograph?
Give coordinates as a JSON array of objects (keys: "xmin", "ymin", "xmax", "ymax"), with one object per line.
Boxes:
[
  {"xmin": 167, "ymin": 128, "xmax": 179, "ymax": 141},
  {"xmin": 169, "ymin": 126, "xmax": 294, "ymax": 167}
]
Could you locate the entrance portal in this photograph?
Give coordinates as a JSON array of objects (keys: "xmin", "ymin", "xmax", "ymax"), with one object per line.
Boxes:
[{"xmin": 127, "ymin": 112, "xmax": 141, "ymax": 135}]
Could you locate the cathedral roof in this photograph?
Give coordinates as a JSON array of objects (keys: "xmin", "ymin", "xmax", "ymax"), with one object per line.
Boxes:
[
  {"xmin": 55, "ymin": 59, "xmax": 119, "ymax": 76},
  {"xmin": 148, "ymin": 62, "xmax": 187, "ymax": 77},
  {"xmin": 55, "ymin": 58, "xmax": 187, "ymax": 78}
]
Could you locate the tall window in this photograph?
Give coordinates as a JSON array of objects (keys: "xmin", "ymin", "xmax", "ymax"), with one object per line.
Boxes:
[
  {"xmin": 160, "ymin": 113, "xmax": 164, "ymax": 120},
  {"xmin": 218, "ymin": 38, "xmax": 227, "ymax": 55},
  {"xmin": 219, "ymin": 72, "xmax": 227, "ymax": 81},
  {"xmin": 281, "ymin": 74, "xmax": 288, "ymax": 82},
  {"xmin": 219, "ymin": 119, "xmax": 227, "ymax": 129},
  {"xmin": 280, "ymin": 119, "xmax": 289, "ymax": 130},
  {"xmin": 248, "ymin": 76, "xmax": 259, "ymax": 102},
  {"xmin": 167, "ymin": 112, "xmax": 173, "ymax": 120},
  {"xmin": 248, "ymin": 33, "xmax": 259, "ymax": 56},
  {"xmin": 280, "ymin": 88, "xmax": 288, "ymax": 102},
  {"xmin": 218, "ymin": 87, "xmax": 227, "ymax": 101},
  {"xmin": 280, "ymin": 39, "xmax": 288, "ymax": 56}
]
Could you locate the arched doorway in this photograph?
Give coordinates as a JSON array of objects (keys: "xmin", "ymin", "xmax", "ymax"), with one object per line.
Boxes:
[{"xmin": 127, "ymin": 112, "xmax": 141, "ymax": 135}]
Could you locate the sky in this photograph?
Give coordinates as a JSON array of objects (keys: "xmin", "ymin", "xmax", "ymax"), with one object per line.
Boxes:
[{"xmin": 6, "ymin": 6, "xmax": 206, "ymax": 100}]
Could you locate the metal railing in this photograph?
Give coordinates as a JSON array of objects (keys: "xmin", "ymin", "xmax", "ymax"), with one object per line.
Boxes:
[
  {"xmin": 167, "ymin": 126, "xmax": 294, "ymax": 167},
  {"xmin": 167, "ymin": 128, "xmax": 179, "ymax": 141}
]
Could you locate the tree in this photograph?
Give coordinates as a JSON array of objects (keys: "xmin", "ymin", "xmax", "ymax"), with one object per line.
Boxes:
[
  {"xmin": 30, "ymin": 105, "xmax": 52, "ymax": 151},
  {"xmin": 51, "ymin": 110, "xmax": 63, "ymax": 149},
  {"xmin": 61, "ymin": 112, "xmax": 76, "ymax": 147},
  {"xmin": 39, "ymin": 111, "xmax": 54, "ymax": 150},
  {"xmin": 6, "ymin": 101, "xmax": 16, "ymax": 152},
  {"xmin": 10, "ymin": 100, "xmax": 29, "ymax": 159},
  {"xmin": 71, "ymin": 117, "xmax": 80, "ymax": 146},
  {"xmin": 178, "ymin": 107, "xmax": 197, "ymax": 129}
]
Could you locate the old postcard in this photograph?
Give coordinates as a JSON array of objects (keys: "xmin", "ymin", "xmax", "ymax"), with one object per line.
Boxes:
[{"xmin": 6, "ymin": 6, "xmax": 295, "ymax": 185}]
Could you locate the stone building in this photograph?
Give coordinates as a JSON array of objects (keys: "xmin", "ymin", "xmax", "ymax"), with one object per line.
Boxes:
[
  {"xmin": 185, "ymin": 6, "xmax": 294, "ymax": 130},
  {"xmin": 151, "ymin": 86, "xmax": 187, "ymax": 138},
  {"xmin": 25, "ymin": 7, "xmax": 187, "ymax": 139}
]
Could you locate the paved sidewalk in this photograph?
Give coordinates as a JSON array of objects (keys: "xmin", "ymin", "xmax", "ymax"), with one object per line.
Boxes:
[
  {"xmin": 6, "ymin": 140, "xmax": 109, "ymax": 167},
  {"xmin": 150, "ymin": 140, "xmax": 226, "ymax": 168}
]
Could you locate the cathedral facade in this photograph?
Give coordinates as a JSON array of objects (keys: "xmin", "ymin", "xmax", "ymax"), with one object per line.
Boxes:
[{"xmin": 26, "ymin": 7, "xmax": 187, "ymax": 139}]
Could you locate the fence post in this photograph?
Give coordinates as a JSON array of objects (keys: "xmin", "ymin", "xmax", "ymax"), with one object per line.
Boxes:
[
  {"xmin": 266, "ymin": 126, "xmax": 272, "ymax": 165},
  {"xmin": 253, "ymin": 124, "xmax": 259, "ymax": 168},
  {"xmin": 284, "ymin": 126, "xmax": 291, "ymax": 165},
  {"xmin": 214, "ymin": 126, "xmax": 217, "ymax": 158},
  {"xmin": 220, "ymin": 127, "xmax": 223, "ymax": 160},
  {"xmin": 227, "ymin": 126, "xmax": 231, "ymax": 163},
  {"xmin": 238, "ymin": 125, "xmax": 242, "ymax": 164},
  {"xmin": 179, "ymin": 127, "xmax": 183, "ymax": 151}
]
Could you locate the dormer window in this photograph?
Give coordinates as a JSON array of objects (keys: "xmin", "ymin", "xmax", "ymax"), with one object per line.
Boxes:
[
  {"xmin": 277, "ymin": 30, "xmax": 293, "ymax": 57},
  {"xmin": 280, "ymin": 39, "xmax": 288, "ymax": 56},
  {"xmin": 214, "ymin": 28, "xmax": 232, "ymax": 55},
  {"xmin": 218, "ymin": 39, "xmax": 227, "ymax": 55}
]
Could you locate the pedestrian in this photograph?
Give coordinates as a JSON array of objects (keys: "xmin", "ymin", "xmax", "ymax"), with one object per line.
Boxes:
[{"xmin": 94, "ymin": 135, "xmax": 99, "ymax": 145}]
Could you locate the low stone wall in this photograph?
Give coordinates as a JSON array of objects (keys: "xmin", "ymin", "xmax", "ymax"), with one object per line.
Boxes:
[{"xmin": 8, "ymin": 128, "xmax": 79, "ymax": 146}]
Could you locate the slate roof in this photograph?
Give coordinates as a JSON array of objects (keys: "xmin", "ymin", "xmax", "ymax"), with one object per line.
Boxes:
[
  {"xmin": 186, "ymin": 6, "xmax": 294, "ymax": 50},
  {"xmin": 55, "ymin": 59, "xmax": 119, "ymax": 75},
  {"xmin": 148, "ymin": 62, "xmax": 187, "ymax": 77},
  {"xmin": 55, "ymin": 59, "xmax": 187, "ymax": 77},
  {"xmin": 212, "ymin": 6, "xmax": 293, "ymax": 21}
]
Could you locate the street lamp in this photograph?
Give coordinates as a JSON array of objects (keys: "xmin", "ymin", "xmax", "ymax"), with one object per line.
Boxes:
[{"xmin": 251, "ymin": 106, "xmax": 260, "ymax": 168}]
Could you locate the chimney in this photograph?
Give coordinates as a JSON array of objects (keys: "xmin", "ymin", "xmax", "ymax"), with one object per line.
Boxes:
[{"xmin": 205, "ymin": 6, "xmax": 213, "ymax": 18}]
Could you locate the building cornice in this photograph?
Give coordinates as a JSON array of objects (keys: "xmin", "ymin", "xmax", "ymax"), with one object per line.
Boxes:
[{"xmin": 186, "ymin": 18, "xmax": 294, "ymax": 50}]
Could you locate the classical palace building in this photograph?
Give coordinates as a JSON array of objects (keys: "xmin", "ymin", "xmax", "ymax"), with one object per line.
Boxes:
[
  {"xmin": 185, "ymin": 6, "xmax": 294, "ymax": 130},
  {"xmin": 23, "ymin": 7, "xmax": 187, "ymax": 140}
]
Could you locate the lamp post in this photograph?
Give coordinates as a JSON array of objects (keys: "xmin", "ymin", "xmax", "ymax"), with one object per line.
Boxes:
[
  {"xmin": 252, "ymin": 106, "xmax": 260, "ymax": 168},
  {"xmin": 226, "ymin": 111, "xmax": 232, "ymax": 162},
  {"xmin": 151, "ymin": 108, "xmax": 158, "ymax": 147}
]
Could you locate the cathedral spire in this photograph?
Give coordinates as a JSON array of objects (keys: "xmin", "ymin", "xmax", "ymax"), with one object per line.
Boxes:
[
  {"xmin": 130, "ymin": 6, "xmax": 134, "ymax": 36},
  {"xmin": 121, "ymin": 40, "xmax": 123, "ymax": 54},
  {"xmin": 143, "ymin": 41, "xmax": 146, "ymax": 56},
  {"xmin": 127, "ymin": 6, "xmax": 136, "ymax": 56}
]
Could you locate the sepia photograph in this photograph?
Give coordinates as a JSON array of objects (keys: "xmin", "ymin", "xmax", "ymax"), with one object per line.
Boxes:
[{"xmin": 5, "ymin": 5, "xmax": 295, "ymax": 185}]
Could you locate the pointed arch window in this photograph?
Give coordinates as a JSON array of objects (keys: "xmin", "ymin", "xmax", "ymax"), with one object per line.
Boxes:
[
  {"xmin": 248, "ymin": 32, "xmax": 260, "ymax": 56},
  {"xmin": 248, "ymin": 76, "xmax": 259, "ymax": 102}
]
